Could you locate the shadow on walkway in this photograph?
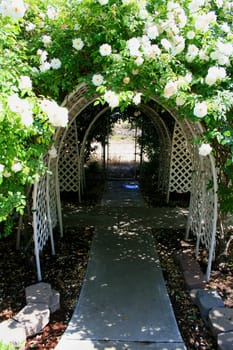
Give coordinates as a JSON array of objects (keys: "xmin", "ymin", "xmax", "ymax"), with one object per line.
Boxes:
[{"xmin": 56, "ymin": 181, "xmax": 187, "ymax": 350}]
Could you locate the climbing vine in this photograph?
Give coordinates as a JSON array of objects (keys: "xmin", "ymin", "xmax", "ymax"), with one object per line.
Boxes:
[{"xmin": 0, "ymin": 0, "xmax": 233, "ymax": 232}]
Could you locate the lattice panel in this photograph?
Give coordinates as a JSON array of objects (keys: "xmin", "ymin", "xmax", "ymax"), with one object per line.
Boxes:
[
  {"xmin": 169, "ymin": 123, "xmax": 192, "ymax": 193},
  {"xmin": 186, "ymin": 144, "xmax": 215, "ymax": 252},
  {"xmin": 59, "ymin": 121, "xmax": 79, "ymax": 192},
  {"xmin": 48, "ymin": 157, "xmax": 57, "ymax": 228},
  {"xmin": 33, "ymin": 173, "xmax": 50, "ymax": 252}
]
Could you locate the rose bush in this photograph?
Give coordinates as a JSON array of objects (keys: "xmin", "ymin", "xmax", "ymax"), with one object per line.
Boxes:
[{"xmin": 0, "ymin": 0, "xmax": 233, "ymax": 234}]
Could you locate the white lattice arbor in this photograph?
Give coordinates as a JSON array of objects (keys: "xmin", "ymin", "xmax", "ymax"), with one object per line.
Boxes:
[{"xmin": 32, "ymin": 83, "xmax": 217, "ymax": 282}]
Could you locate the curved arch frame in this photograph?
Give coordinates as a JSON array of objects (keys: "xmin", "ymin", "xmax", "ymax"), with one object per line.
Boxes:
[{"xmin": 33, "ymin": 83, "xmax": 217, "ymax": 282}]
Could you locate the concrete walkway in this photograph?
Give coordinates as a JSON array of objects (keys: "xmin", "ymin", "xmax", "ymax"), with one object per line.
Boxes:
[{"xmin": 56, "ymin": 181, "xmax": 187, "ymax": 350}]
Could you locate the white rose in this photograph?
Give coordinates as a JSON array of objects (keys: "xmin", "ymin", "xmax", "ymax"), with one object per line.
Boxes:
[
  {"xmin": 19, "ymin": 75, "xmax": 32, "ymax": 90},
  {"xmin": 127, "ymin": 38, "xmax": 141, "ymax": 56},
  {"xmin": 161, "ymin": 38, "xmax": 172, "ymax": 51},
  {"xmin": 21, "ymin": 111, "xmax": 33, "ymax": 127},
  {"xmin": 25, "ymin": 22, "xmax": 35, "ymax": 31},
  {"xmin": 193, "ymin": 101, "xmax": 208, "ymax": 118},
  {"xmin": 146, "ymin": 24, "xmax": 159, "ymax": 40},
  {"xmin": 42, "ymin": 35, "xmax": 52, "ymax": 47},
  {"xmin": 3, "ymin": 171, "xmax": 11, "ymax": 178},
  {"xmin": 51, "ymin": 58, "xmax": 62, "ymax": 69},
  {"xmin": 39, "ymin": 62, "xmax": 51, "ymax": 72},
  {"xmin": 11, "ymin": 162, "xmax": 22, "ymax": 173},
  {"xmin": 92, "ymin": 74, "xmax": 104, "ymax": 86},
  {"xmin": 132, "ymin": 93, "xmax": 142, "ymax": 105},
  {"xmin": 164, "ymin": 81, "xmax": 178, "ymax": 98},
  {"xmin": 187, "ymin": 31, "xmax": 195, "ymax": 40},
  {"xmin": 0, "ymin": 164, "xmax": 4, "ymax": 173},
  {"xmin": 104, "ymin": 90, "xmax": 119, "ymax": 108},
  {"xmin": 176, "ymin": 96, "xmax": 186, "ymax": 106},
  {"xmin": 135, "ymin": 56, "xmax": 144, "ymax": 66},
  {"xmin": 99, "ymin": 43, "xmax": 112, "ymax": 56},
  {"xmin": 98, "ymin": 0, "xmax": 108, "ymax": 4},
  {"xmin": 199, "ymin": 143, "xmax": 212, "ymax": 156},
  {"xmin": 72, "ymin": 38, "xmax": 84, "ymax": 51}
]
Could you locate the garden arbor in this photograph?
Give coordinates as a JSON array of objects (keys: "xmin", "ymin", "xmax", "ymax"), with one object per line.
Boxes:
[{"xmin": 32, "ymin": 83, "xmax": 217, "ymax": 283}]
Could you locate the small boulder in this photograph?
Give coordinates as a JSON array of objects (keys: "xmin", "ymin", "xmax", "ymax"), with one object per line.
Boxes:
[
  {"xmin": 208, "ymin": 307, "xmax": 233, "ymax": 336},
  {"xmin": 218, "ymin": 331, "xmax": 233, "ymax": 350},
  {"xmin": 0, "ymin": 319, "xmax": 26, "ymax": 349},
  {"xmin": 25, "ymin": 282, "xmax": 52, "ymax": 305},
  {"xmin": 196, "ymin": 289, "xmax": 224, "ymax": 321},
  {"xmin": 13, "ymin": 303, "xmax": 50, "ymax": 337},
  {"xmin": 50, "ymin": 289, "xmax": 60, "ymax": 313}
]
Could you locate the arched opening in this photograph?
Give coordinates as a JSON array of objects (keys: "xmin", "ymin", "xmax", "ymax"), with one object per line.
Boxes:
[{"xmin": 32, "ymin": 84, "xmax": 217, "ymax": 283}]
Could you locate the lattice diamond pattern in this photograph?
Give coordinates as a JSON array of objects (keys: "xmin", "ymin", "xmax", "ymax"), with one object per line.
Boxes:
[
  {"xmin": 34, "ymin": 174, "xmax": 50, "ymax": 252},
  {"xmin": 48, "ymin": 157, "xmax": 57, "ymax": 228},
  {"xmin": 59, "ymin": 121, "xmax": 79, "ymax": 192},
  {"xmin": 169, "ymin": 123, "xmax": 192, "ymax": 193}
]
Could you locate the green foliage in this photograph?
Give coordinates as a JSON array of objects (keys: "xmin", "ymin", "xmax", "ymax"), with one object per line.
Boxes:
[{"xmin": 0, "ymin": 340, "xmax": 21, "ymax": 350}]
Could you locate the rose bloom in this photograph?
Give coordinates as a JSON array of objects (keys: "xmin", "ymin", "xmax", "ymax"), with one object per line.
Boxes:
[
  {"xmin": 123, "ymin": 77, "xmax": 130, "ymax": 84},
  {"xmin": 99, "ymin": 43, "xmax": 112, "ymax": 56},
  {"xmin": 135, "ymin": 56, "xmax": 144, "ymax": 66},
  {"xmin": 92, "ymin": 74, "xmax": 104, "ymax": 86},
  {"xmin": 193, "ymin": 101, "xmax": 208, "ymax": 118},
  {"xmin": 161, "ymin": 38, "xmax": 172, "ymax": 51},
  {"xmin": 72, "ymin": 38, "xmax": 84, "ymax": 51},
  {"xmin": 104, "ymin": 90, "xmax": 119, "ymax": 108},
  {"xmin": 11, "ymin": 162, "xmax": 22, "ymax": 173},
  {"xmin": 40, "ymin": 100, "xmax": 68, "ymax": 127},
  {"xmin": 42, "ymin": 35, "xmax": 52, "ymax": 47},
  {"xmin": 205, "ymin": 66, "xmax": 226, "ymax": 86},
  {"xmin": 127, "ymin": 37, "xmax": 141, "ymax": 56},
  {"xmin": 164, "ymin": 81, "xmax": 178, "ymax": 98},
  {"xmin": 187, "ymin": 31, "xmax": 195, "ymax": 40},
  {"xmin": 176, "ymin": 96, "xmax": 186, "ymax": 106},
  {"xmin": 8, "ymin": 94, "xmax": 31, "ymax": 116},
  {"xmin": 0, "ymin": 164, "xmax": 4, "ymax": 173},
  {"xmin": 3, "ymin": 171, "xmax": 11, "ymax": 178},
  {"xmin": 0, "ymin": 0, "xmax": 26, "ymax": 19},
  {"xmin": 133, "ymin": 93, "xmax": 142, "ymax": 105},
  {"xmin": 51, "ymin": 58, "xmax": 62, "ymax": 69},
  {"xmin": 39, "ymin": 62, "xmax": 51, "ymax": 72},
  {"xmin": 19, "ymin": 75, "xmax": 32, "ymax": 90},
  {"xmin": 199, "ymin": 143, "xmax": 212, "ymax": 156},
  {"xmin": 146, "ymin": 24, "xmax": 159, "ymax": 40},
  {"xmin": 98, "ymin": 0, "xmax": 108, "ymax": 4},
  {"xmin": 25, "ymin": 22, "xmax": 35, "ymax": 31}
]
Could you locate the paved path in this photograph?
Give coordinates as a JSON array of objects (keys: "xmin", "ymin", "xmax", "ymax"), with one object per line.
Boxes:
[{"xmin": 56, "ymin": 181, "xmax": 187, "ymax": 350}]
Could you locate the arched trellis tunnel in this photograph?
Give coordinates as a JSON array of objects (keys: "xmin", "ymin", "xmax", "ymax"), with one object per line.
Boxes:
[{"xmin": 32, "ymin": 83, "xmax": 217, "ymax": 283}]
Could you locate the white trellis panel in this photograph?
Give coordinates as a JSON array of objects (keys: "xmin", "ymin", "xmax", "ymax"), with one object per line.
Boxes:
[
  {"xmin": 168, "ymin": 123, "xmax": 192, "ymax": 194},
  {"xmin": 32, "ymin": 157, "xmax": 55, "ymax": 281},
  {"xmin": 58, "ymin": 120, "xmax": 79, "ymax": 192},
  {"xmin": 187, "ymin": 147, "xmax": 215, "ymax": 250},
  {"xmin": 48, "ymin": 157, "xmax": 58, "ymax": 228}
]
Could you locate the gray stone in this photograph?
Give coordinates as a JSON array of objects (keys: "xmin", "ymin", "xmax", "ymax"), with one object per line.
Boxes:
[
  {"xmin": 13, "ymin": 303, "xmax": 50, "ymax": 337},
  {"xmin": 0, "ymin": 319, "xmax": 26, "ymax": 349},
  {"xmin": 189, "ymin": 289, "xmax": 201, "ymax": 304},
  {"xmin": 218, "ymin": 331, "xmax": 233, "ymax": 350},
  {"xmin": 208, "ymin": 307, "xmax": 233, "ymax": 336},
  {"xmin": 50, "ymin": 289, "xmax": 60, "ymax": 313},
  {"xmin": 196, "ymin": 289, "xmax": 225, "ymax": 320},
  {"xmin": 25, "ymin": 282, "xmax": 52, "ymax": 305},
  {"xmin": 183, "ymin": 270, "xmax": 205, "ymax": 290}
]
